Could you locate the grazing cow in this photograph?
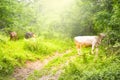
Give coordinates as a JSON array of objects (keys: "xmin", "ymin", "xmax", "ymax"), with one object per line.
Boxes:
[
  {"xmin": 74, "ymin": 33, "xmax": 105, "ymax": 55},
  {"xmin": 25, "ymin": 32, "xmax": 35, "ymax": 39},
  {"xmin": 9, "ymin": 31, "xmax": 17, "ymax": 41}
]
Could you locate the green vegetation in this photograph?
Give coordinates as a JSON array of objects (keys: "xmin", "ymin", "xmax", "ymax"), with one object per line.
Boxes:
[
  {"xmin": 27, "ymin": 50, "xmax": 77, "ymax": 80},
  {"xmin": 24, "ymin": 38, "xmax": 73, "ymax": 55},
  {"xmin": 0, "ymin": 35, "xmax": 73, "ymax": 79},
  {"xmin": 0, "ymin": 0, "xmax": 120, "ymax": 80},
  {"xmin": 59, "ymin": 54, "xmax": 120, "ymax": 80}
]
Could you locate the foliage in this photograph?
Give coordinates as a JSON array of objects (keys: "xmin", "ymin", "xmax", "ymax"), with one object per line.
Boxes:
[
  {"xmin": 59, "ymin": 54, "xmax": 120, "ymax": 80},
  {"xmin": 0, "ymin": 0, "xmax": 39, "ymax": 38},
  {"xmin": 0, "ymin": 0, "xmax": 119, "ymax": 43}
]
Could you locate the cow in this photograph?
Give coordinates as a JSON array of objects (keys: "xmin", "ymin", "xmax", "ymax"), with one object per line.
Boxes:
[
  {"xmin": 25, "ymin": 32, "xmax": 35, "ymax": 39},
  {"xmin": 74, "ymin": 33, "xmax": 105, "ymax": 55},
  {"xmin": 9, "ymin": 31, "xmax": 17, "ymax": 41}
]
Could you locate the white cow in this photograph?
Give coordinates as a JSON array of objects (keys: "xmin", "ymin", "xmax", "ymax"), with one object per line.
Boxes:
[{"xmin": 74, "ymin": 33, "xmax": 105, "ymax": 55}]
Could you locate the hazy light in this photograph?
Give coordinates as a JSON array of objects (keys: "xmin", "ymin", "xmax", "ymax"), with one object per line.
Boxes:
[
  {"xmin": 18, "ymin": 0, "xmax": 34, "ymax": 3},
  {"xmin": 41, "ymin": 0, "xmax": 74, "ymax": 13},
  {"xmin": 38, "ymin": 0, "xmax": 75, "ymax": 28}
]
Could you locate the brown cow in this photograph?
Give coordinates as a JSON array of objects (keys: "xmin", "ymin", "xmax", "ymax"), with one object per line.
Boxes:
[{"xmin": 9, "ymin": 31, "xmax": 17, "ymax": 41}]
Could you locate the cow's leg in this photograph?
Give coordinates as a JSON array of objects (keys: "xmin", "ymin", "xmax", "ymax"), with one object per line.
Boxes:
[
  {"xmin": 95, "ymin": 48, "xmax": 98, "ymax": 56},
  {"xmin": 91, "ymin": 44, "xmax": 95, "ymax": 54},
  {"xmin": 94, "ymin": 47, "xmax": 98, "ymax": 61},
  {"xmin": 77, "ymin": 48, "xmax": 80, "ymax": 55},
  {"xmin": 75, "ymin": 41, "xmax": 82, "ymax": 55},
  {"xmin": 77, "ymin": 44, "xmax": 82, "ymax": 55},
  {"xmin": 76, "ymin": 43, "xmax": 80, "ymax": 55},
  {"xmin": 76, "ymin": 45, "xmax": 79, "ymax": 55}
]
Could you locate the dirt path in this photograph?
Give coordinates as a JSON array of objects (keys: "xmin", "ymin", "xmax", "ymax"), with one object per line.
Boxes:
[
  {"xmin": 12, "ymin": 50, "xmax": 71, "ymax": 80},
  {"xmin": 39, "ymin": 55, "xmax": 76, "ymax": 80},
  {"xmin": 39, "ymin": 70, "xmax": 62, "ymax": 80}
]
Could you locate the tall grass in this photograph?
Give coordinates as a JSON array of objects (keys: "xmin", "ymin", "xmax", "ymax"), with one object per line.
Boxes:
[{"xmin": 24, "ymin": 38, "xmax": 74, "ymax": 56}]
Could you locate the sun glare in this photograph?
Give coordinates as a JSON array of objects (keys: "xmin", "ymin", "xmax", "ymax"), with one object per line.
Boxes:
[{"xmin": 42, "ymin": 0, "xmax": 74, "ymax": 12}]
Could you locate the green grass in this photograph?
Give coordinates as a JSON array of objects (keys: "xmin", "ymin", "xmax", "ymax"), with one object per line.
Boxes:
[
  {"xmin": 24, "ymin": 38, "xmax": 74, "ymax": 56},
  {"xmin": 0, "ymin": 34, "xmax": 120, "ymax": 80},
  {"xmin": 0, "ymin": 40, "xmax": 37, "ymax": 76},
  {"xmin": 27, "ymin": 46, "xmax": 120, "ymax": 80},
  {"xmin": 59, "ymin": 53, "xmax": 120, "ymax": 80},
  {"xmin": 0, "ymin": 34, "xmax": 74, "ymax": 79},
  {"xmin": 26, "ymin": 49, "xmax": 77, "ymax": 80}
]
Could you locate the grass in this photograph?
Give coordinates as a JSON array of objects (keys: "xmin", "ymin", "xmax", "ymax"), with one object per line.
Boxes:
[
  {"xmin": 26, "ymin": 49, "xmax": 77, "ymax": 80},
  {"xmin": 0, "ymin": 34, "xmax": 120, "ymax": 80},
  {"xmin": 0, "ymin": 34, "xmax": 74, "ymax": 79},
  {"xmin": 59, "ymin": 52, "xmax": 120, "ymax": 80},
  {"xmin": 27, "ymin": 46, "xmax": 120, "ymax": 80},
  {"xmin": 24, "ymin": 38, "xmax": 74, "ymax": 56},
  {"xmin": 0, "ymin": 40, "xmax": 37, "ymax": 76}
]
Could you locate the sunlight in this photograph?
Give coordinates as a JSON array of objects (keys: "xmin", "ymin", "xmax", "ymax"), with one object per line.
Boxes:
[
  {"xmin": 39, "ymin": 0, "xmax": 75, "ymax": 21},
  {"xmin": 42, "ymin": 0, "xmax": 74, "ymax": 13}
]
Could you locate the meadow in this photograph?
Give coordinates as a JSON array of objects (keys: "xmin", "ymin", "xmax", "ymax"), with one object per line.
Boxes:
[{"xmin": 0, "ymin": 34, "xmax": 120, "ymax": 80}]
